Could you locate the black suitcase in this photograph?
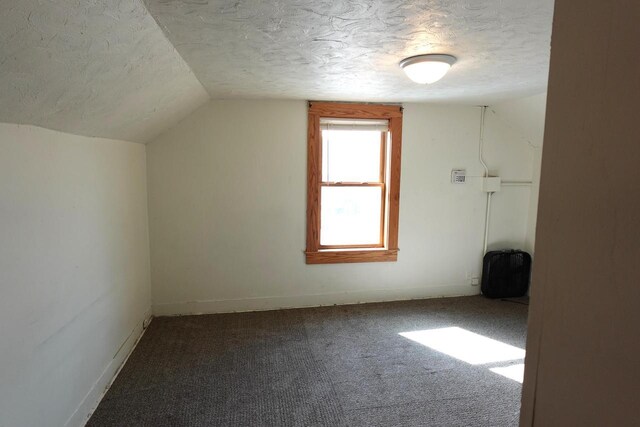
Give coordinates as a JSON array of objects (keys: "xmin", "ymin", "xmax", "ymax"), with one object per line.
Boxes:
[{"xmin": 481, "ymin": 250, "xmax": 532, "ymax": 298}]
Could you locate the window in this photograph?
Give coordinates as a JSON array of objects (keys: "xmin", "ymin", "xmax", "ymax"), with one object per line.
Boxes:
[{"xmin": 305, "ymin": 102, "xmax": 403, "ymax": 264}]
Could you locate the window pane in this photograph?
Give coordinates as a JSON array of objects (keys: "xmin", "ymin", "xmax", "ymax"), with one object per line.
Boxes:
[
  {"xmin": 322, "ymin": 130, "xmax": 382, "ymax": 183},
  {"xmin": 320, "ymin": 186, "xmax": 382, "ymax": 246}
]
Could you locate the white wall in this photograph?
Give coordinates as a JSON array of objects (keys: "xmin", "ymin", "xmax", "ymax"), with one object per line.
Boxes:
[
  {"xmin": 147, "ymin": 99, "xmax": 536, "ymax": 315},
  {"xmin": 490, "ymin": 93, "xmax": 547, "ymax": 254},
  {"xmin": 0, "ymin": 124, "xmax": 151, "ymax": 427}
]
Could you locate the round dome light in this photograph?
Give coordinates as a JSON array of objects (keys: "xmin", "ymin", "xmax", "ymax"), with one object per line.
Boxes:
[{"xmin": 399, "ymin": 54, "xmax": 457, "ymax": 84}]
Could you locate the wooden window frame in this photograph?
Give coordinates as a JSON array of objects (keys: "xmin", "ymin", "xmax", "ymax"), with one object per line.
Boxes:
[{"xmin": 305, "ymin": 102, "xmax": 403, "ymax": 264}]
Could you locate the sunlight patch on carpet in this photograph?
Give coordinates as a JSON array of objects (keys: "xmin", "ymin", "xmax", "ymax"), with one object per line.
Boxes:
[{"xmin": 399, "ymin": 327, "xmax": 525, "ymax": 366}]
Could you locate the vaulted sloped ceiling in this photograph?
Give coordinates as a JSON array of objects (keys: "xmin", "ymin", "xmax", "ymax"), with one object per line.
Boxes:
[
  {"xmin": 0, "ymin": 0, "xmax": 554, "ymax": 143},
  {"xmin": 0, "ymin": 0, "xmax": 208, "ymax": 143}
]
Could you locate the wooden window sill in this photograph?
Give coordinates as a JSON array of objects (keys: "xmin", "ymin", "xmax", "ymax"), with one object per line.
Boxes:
[{"xmin": 305, "ymin": 249, "xmax": 398, "ymax": 264}]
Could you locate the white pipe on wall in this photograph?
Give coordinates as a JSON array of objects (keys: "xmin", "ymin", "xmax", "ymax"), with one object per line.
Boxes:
[
  {"xmin": 502, "ymin": 180, "xmax": 533, "ymax": 187},
  {"xmin": 483, "ymin": 192, "xmax": 493, "ymax": 255},
  {"xmin": 478, "ymin": 106, "xmax": 490, "ymax": 178},
  {"xmin": 478, "ymin": 105, "xmax": 494, "ymax": 256}
]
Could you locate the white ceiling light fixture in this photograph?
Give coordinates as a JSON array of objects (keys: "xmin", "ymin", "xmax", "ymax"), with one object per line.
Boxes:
[{"xmin": 399, "ymin": 54, "xmax": 457, "ymax": 84}]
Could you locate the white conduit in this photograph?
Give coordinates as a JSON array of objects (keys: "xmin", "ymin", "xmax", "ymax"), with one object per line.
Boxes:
[
  {"xmin": 501, "ymin": 181, "xmax": 533, "ymax": 186},
  {"xmin": 479, "ymin": 106, "xmax": 493, "ymax": 256},
  {"xmin": 483, "ymin": 192, "xmax": 493, "ymax": 255},
  {"xmin": 478, "ymin": 108, "xmax": 533, "ymax": 255},
  {"xmin": 479, "ymin": 106, "xmax": 489, "ymax": 178}
]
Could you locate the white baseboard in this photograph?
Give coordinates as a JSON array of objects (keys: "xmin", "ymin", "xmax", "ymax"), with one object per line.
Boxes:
[
  {"xmin": 65, "ymin": 308, "xmax": 153, "ymax": 427},
  {"xmin": 153, "ymin": 284, "xmax": 480, "ymax": 316}
]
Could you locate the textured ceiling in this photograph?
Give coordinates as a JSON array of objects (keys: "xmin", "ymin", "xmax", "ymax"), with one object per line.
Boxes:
[
  {"xmin": 0, "ymin": 0, "xmax": 553, "ymax": 143},
  {"xmin": 145, "ymin": 0, "xmax": 554, "ymax": 103},
  {"xmin": 0, "ymin": 0, "xmax": 208, "ymax": 143}
]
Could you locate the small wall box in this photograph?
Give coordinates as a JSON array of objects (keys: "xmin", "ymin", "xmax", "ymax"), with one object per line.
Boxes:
[
  {"xmin": 480, "ymin": 176, "xmax": 501, "ymax": 192},
  {"xmin": 451, "ymin": 169, "xmax": 466, "ymax": 184}
]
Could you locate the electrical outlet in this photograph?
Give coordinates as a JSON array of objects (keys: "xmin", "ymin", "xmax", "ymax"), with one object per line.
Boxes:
[{"xmin": 466, "ymin": 272, "xmax": 480, "ymax": 286}]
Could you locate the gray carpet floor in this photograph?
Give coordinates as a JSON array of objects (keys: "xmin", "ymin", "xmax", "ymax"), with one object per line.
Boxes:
[{"xmin": 87, "ymin": 296, "xmax": 527, "ymax": 427}]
